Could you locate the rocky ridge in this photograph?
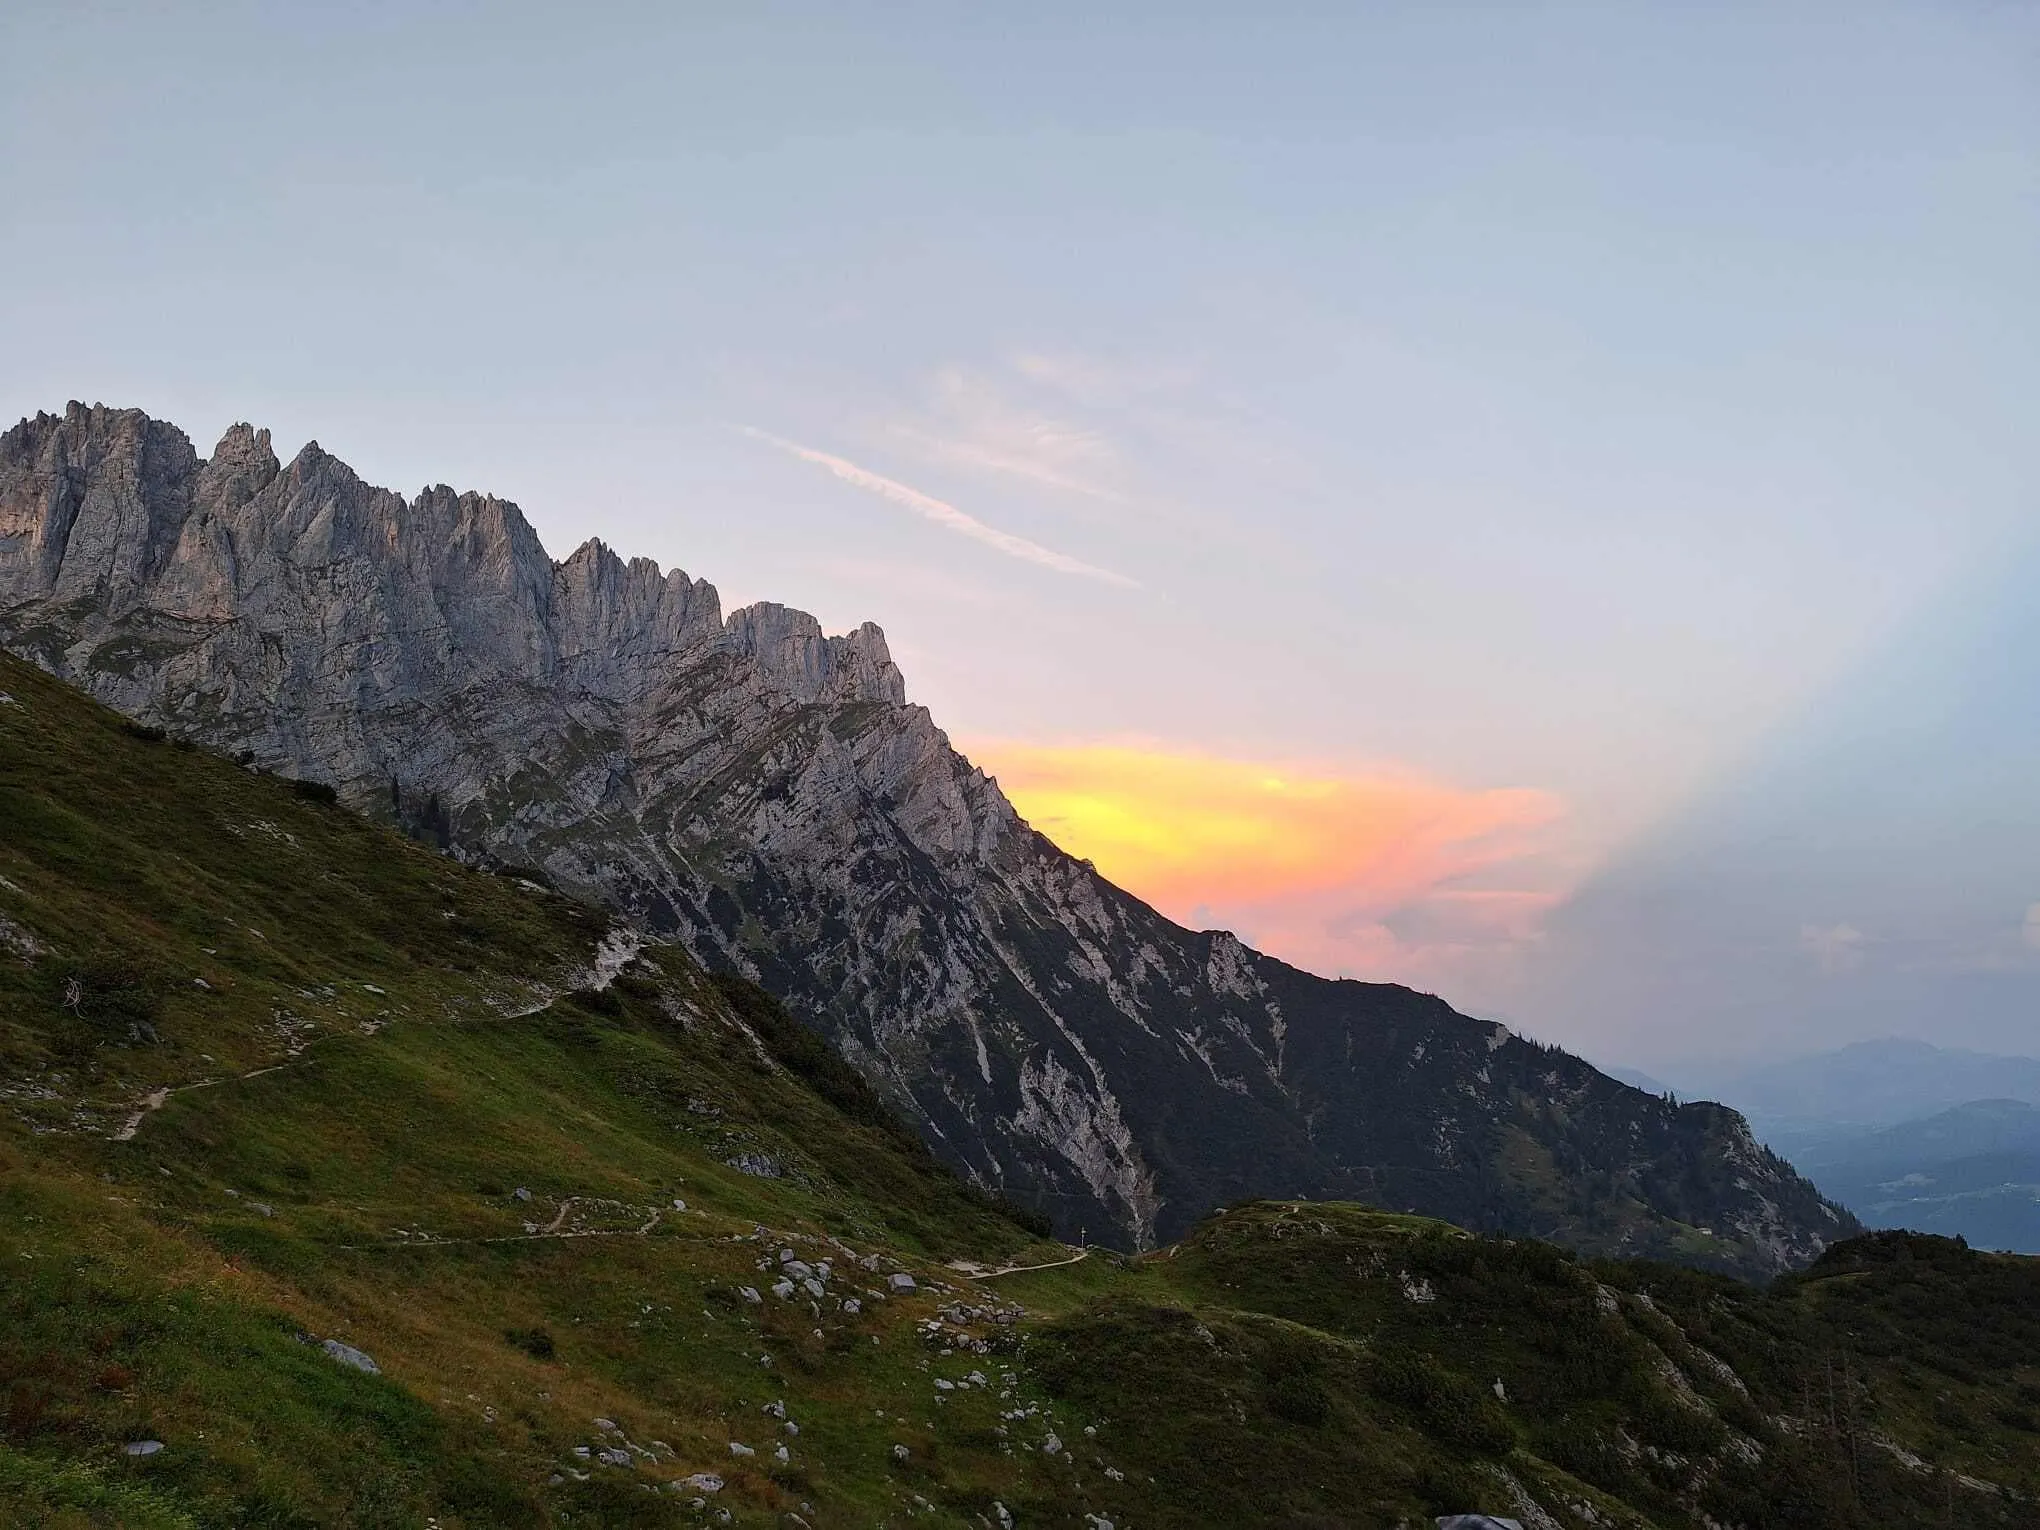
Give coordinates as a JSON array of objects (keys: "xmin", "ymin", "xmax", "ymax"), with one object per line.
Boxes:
[{"xmin": 0, "ymin": 402, "xmax": 1851, "ymax": 1270}]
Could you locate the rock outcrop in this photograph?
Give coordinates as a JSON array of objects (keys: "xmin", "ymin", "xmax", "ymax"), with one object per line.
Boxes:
[{"xmin": 0, "ymin": 402, "xmax": 1852, "ymax": 1271}]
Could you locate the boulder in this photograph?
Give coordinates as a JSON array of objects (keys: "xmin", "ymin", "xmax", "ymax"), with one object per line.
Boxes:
[{"xmin": 321, "ymin": 1339, "xmax": 379, "ymax": 1374}]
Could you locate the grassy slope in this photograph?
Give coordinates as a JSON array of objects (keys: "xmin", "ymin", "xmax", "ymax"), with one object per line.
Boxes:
[
  {"xmin": 0, "ymin": 652, "xmax": 1065, "ymax": 1527},
  {"xmin": 4, "ymin": 650, "xmax": 2037, "ymax": 1529},
  {"xmin": 994, "ymin": 1205, "xmax": 2040, "ymax": 1528}
]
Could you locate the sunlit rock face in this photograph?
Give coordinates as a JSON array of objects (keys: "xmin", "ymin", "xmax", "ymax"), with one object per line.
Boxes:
[{"xmin": 0, "ymin": 402, "xmax": 1851, "ymax": 1270}]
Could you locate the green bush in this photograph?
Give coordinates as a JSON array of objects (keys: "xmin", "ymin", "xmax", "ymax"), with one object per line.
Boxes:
[
  {"xmin": 1540, "ymin": 1414, "xmax": 1633, "ymax": 1488},
  {"xmin": 1368, "ymin": 1346, "xmax": 1514, "ymax": 1456},
  {"xmin": 38, "ymin": 951, "xmax": 165, "ymax": 1057},
  {"xmin": 504, "ymin": 1327, "xmax": 555, "ymax": 1360},
  {"xmin": 1629, "ymin": 1385, "xmax": 1726, "ymax": 1456},
  {"xmin": 1267, "ymin": 1368, "xmax": 1331, "ymax": 1426}
]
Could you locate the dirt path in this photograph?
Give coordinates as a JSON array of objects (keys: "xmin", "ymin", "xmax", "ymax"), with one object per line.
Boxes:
[
  {"xmin": 956, "ymin": 1247, "xmax": 1091, "ymax": 1280},
  {"xmin": 112, "ymin": 1060, "xmax": 305, "ymax": 1141},
  {"xmin": 338, "ymin": 1201, "xmax": 672, "ymax": 1251},
  {"xmin": 112, "ymin": 1087, "xmax": 174, "ymax": 1141},
  {"xmin": 112, "ymin": 928, "xmax": 644, "ymax": 1141}
]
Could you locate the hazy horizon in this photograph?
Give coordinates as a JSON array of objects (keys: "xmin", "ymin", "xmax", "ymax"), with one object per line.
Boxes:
[{"xmin": 6, "ymin": 2, "xmax": 2035, "ymax": 1068}]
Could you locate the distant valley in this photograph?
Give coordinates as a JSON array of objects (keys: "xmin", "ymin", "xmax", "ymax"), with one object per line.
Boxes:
[
  {"xmin": 1785, "ymin": 1099, "xmax": 2040, "ymax": 1254},
  {"xmin": 1631, "ymin": 1039, "xmax": 2040, "ymax": 1253}
]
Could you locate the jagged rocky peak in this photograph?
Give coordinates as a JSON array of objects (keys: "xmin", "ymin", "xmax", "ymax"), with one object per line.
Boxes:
[
  {"xmin": 553, "ymin": 537, "xmax": 726, "ymax": 666},
  {"xmin": 725, "ymin": 603, "xmax": 907, "ymax": 706},
  {"xmin": 0, "ymin": 401, "xmax": 1856, "ymax": 1274},
  {"xmin": 195, "ymin": 422, "xmax": 281, "ymax": 510},
  {"xmin": 0, "ymin": 403, "xmax": 895, "ymax": 711},
  {"xmin": 0, "ymin": 403, "xmax": 198, "ymax": 604}
]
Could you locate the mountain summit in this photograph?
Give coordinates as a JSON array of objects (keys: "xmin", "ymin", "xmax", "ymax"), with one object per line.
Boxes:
[{"xmin": 0, "ymin": 402, "xmax": 1848, "ymax": 1271}]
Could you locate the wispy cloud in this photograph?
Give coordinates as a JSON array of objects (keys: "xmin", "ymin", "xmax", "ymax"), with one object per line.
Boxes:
[
  {"xmin": 1011, "ymin": 352, "xmax": 1202, "ymax": 410},
  {"xmin": 1800, "ymin": 922, "xmax": 1868, "ymax": 975},
  {"xmin": 885, "ymin": 368, "xmax": 1128, "ymax": 504},
  {"xmin": 742, "ymin": 426, "xmax": 1138, "ymax": 589}
]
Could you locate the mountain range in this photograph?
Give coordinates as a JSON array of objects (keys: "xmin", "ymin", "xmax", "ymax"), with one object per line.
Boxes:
[{"xmin": 0, "ymin": 401, "xmax": 1851, "ymax": 1274}]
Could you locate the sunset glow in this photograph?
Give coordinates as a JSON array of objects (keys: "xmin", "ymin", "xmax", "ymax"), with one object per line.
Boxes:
[{"xmin": 967, "ymin": 740, "xmax": 1567, "ymax": 978}]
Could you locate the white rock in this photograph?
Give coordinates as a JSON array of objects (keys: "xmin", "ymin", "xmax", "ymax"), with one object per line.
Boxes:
[{"xmin": 321, "ymin": 1339, "xmax": 379, "ymax": 1374}]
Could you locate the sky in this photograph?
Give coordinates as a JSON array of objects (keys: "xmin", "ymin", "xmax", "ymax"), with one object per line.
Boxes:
[{"xmin": 4, "ymin": 2, "xmax": 2036, "ymax": 1068}]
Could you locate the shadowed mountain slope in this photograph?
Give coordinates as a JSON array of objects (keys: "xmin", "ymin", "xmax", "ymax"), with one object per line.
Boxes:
[{"xmin": 0, "ymin": 403, "xmax": 1850, "ymax": 1273}]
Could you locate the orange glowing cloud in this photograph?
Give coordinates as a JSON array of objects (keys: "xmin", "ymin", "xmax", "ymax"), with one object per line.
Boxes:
[{"xmin": 964, "ymin": 740, "xmax": 1569, "ymax": 987}]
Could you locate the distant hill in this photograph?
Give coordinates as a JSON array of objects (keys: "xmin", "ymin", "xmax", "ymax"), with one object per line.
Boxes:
[
  {"xmin": 1678, "ymin": 1037, "xmax": 2040, "ymax": 1140},
  {"xmin": 1791, "ymin": 1099, "xmax": 2040, "ymax": 1254}
]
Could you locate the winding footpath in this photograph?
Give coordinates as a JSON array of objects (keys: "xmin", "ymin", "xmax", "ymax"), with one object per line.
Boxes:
[
  {"xmin": 111, "ymin": 928, "xmax": 645, "ymax": 1143},
  {"xmin": 954, "ymin": 1246, "xmax": 1091, "ymax": 1280}
]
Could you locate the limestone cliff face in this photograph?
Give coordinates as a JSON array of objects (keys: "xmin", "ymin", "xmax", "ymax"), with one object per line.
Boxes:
[{"xmin": 0, "ymin": 403, "xmax": 1853, "ymax": 1271}]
